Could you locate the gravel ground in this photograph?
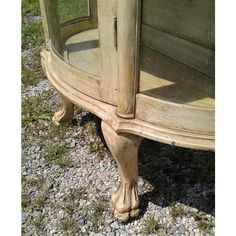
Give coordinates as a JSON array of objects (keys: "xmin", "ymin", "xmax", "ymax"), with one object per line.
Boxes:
[{"xmin": 22, "ymin": 78, "xmax": 215, "ymax": 236}]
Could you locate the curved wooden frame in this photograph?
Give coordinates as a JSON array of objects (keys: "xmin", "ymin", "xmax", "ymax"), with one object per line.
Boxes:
[{"xmin": 41, "ymin": 48, "xmax": 214, "ymax": 151}]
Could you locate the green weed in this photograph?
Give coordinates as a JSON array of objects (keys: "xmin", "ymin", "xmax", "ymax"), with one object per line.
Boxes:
[
  {"xmin": 144, "ymin": 216, "xmax": 160, "ymax": 234},
  {"xmin": 60, "ymin": 219, "xmax": 78, "ymax": 233},
  {"xmin": 41, "ymin": 143, "xmax": 71, "ymax": 167}
]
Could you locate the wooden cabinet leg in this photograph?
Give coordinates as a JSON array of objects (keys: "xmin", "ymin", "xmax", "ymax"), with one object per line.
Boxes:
[
  {"xmin": 52, "ymin": 96, "xmax": 74, "ymax": 126},
  {"xmin": 101, "ymin": 121, "xmax": 143, "ymax": 222}
]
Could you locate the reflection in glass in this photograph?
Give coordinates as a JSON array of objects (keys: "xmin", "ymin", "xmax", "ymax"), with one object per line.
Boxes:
[
  {"xmin": 45, "ymin": 0, "xmax": 99, "ymax": 75},
  {"xmin": 58, "ymin": 0, "xmax": 90, "ymax": 23}
]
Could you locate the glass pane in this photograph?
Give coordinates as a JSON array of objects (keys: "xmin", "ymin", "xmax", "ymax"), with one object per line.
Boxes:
[
  {"xmin": 58, "ymin": 0, "xmax": 90, "ymax": 23},
  {"xmin": 139, "ymin": 0, "xmax": 215, "ymax": 107},
  {"xmin": 45, "ymin": 0, "xmax": 100, "ymax": 76}
]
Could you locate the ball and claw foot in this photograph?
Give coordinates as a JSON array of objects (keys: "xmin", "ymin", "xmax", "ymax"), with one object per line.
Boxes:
[
  {"xmin": 111, "ymin": 181, "xmax": 140, "ymax": 222},
  {"xmin": 101, "ymin": 121, "xmax": 143, "ymax": 222}
]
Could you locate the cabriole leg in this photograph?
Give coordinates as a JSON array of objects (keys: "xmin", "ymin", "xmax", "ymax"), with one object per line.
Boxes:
[
  {"xmin": 52, "ymin": 95, "xmax": 74, "ymax": 126},
  {"xmin": 101, "ymin": 121, "xmax": 143, "ymax": 222}
]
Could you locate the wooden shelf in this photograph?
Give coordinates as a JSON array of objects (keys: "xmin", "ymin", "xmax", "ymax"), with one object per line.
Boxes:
[
  {"xmin": 63, "ymin": 28, "xmax": 101, "ymax": 77},
  {"xmin": 63, "ymin": 29, "xmax": 214, "ymax": 110},
  {"xmin": 139, "ymin": 70, "xmax": 214, "ymax": 109}
]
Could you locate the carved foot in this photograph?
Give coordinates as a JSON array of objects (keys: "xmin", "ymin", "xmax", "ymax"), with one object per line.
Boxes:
[
  {"xmin": 101, "ymin": 121, "xmax": 143, "ymax": 222},
  {"xmin": 111, "ymin": 180, "xmax": 140, "ymax": 222},
  {"xmin": 52, "ymin": 96, "xmax": 74, "ymax": 126}
]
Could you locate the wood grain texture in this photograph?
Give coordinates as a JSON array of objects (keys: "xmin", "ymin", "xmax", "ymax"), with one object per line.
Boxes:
[
  {"xmin": 139, "ymin": 70, "xmax": 214, "ymax": 108},
  {"xmin": 97, "ymin": 0, "xmax": 118, "ymax": 105},
  {"xmin": 49, "ymin": 40, "xmax": 101, "ymax": 100},
  {"xmin": 40, "ymin": 1, "xmax": 215, "ymax": 224},
  {"xmin": 41, "ymin": 49, "xmax": 214, "ymax": 151},
  {"xmin": 141, "ymin": 24, "xmax": 214, "ymax": 77},
  {"xmin": 142, "ymin": 0, "xmax": 215, "ymax": 49},
  {"xmin": 52, "ymin": 95, "xmax": 74, "ymax": 126},
  {"xmin": 116, "ymin": 0, "xmax": 139, "ymax": 118},
  {"xmin": 101, "ymin": 121, "xmax": 143, "ymax": 222},
  {"xmin": 140, "ymin": 45, "xmax": 214, "ymax": 97},
  {"xmin": 60, "ymin": 18, "xmax": 97, "ymax": 43},
  {"xmin": 136, "ymin": 93, "xmax": 214, "ymax": 134}
]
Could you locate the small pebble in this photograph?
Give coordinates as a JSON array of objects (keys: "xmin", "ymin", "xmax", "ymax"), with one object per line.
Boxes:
[
  {"xmin": 110, "ymin": 222, "xmax": 119, "ymax": 230},
  {"xmin": 78, "ymin": 218, "xmax": 85, "ymax": 226}
]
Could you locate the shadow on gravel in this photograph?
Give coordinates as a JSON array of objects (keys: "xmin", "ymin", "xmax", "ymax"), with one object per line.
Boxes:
[
  {"xmin": 138, "ymin": 139, "xmax": 215, "ymax": 217},
  {"xmin": 77, "ymin": 112, "xmax": 215, "ymax": 217}
]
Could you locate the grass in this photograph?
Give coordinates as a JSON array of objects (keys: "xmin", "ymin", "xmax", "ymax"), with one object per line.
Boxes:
[
  {"xmin": 60, "ymin": 219, "xmax": 78, "ymax": 234},
  {"xmin": 87, "ymin": 141, "xmax": 107, "ymax": 158},
  {"xmin": 22, "ymin": 49, "xmax": 45, "ymax": 86},
  {"xmin": 58, "ymin": 0, "xmax": 89, "ymax": 23},
  {"xmin": 22, "ymin": 21, "xmax": 44, "ymax": 49},
  {"xmin": 90, "ymin": 200, "xmax": 107, "ymax": 228},
  {"xmin": 34, "ymin": 193, "xmax": 47, "ymax": 207},
  {"xmin": 23, "ymin": 174, "xmax": 45, "ymax": 189},
  {"xmin": 41, "ymin": 143, "xmax": 71, "ymax": 167},
  {"xmin": 93, "ymin": 201, "xmax": 106, "ymax": 218},
  {"xmin": 21, "ymin": 91, "xmax": 71, "ymax": 152},
  {"xmin": 32, "ymin": 214, "xmax": 45, "ymax": 230},
  {"xmin": 143, "ymin": 216, "xmax": 161, "ymax": 234},
  {"xmin": 198, "ymin": 219, "xmax": 214, "ymax": 234},
  {"xmin": 169, "ymin": 203, "xmax": 186, "ymax": 220},
  {"xmin": 60, "ymin": 187, "xmax": 87, "ymax": 215},
  {"xmin": 191, "ymin": 211, "xmax": 214, "ymax": 234},
  {"xmin": 22, "ymin": 0, "xmax": 41, "ymax": 16},
  {"xmin": 22, "ymin": 194, "xmax": 31, "ymax": 208},
  {"xmin": 67, "ymin": 187, "xmax": 86, "ymax": 201},
  {"xmin": 22, "ymin": 95, "xmax": 51, "ymax": 127},
  {"xmin": 63, "ymin": 200, "xmax": 77, "ymax": 215},
  {"xmin": 22, "ymin": 0, "xmax": 44, "ymax": 87}
]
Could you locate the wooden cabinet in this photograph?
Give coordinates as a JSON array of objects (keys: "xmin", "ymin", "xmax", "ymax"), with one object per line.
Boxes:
[{"xmin": 40, "ymin": 0, "xmax": 215, "ymax": 222}]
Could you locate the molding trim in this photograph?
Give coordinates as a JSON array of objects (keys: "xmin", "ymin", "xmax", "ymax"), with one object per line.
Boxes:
[{"xmin": 41, "ymin": 49, "xmax": 215, "ymax": 151}]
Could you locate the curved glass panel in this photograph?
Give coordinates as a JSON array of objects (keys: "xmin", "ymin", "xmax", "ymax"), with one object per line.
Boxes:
[
  {"xmin": 139, "ymin": 0, "xmax": 215, "ymax": 108},
  {"xmin": 58, "ymin": 0, "xmax": 90, "ymax": 23},
  {"xmin": 44, "ymin": 0, "xmax": 100, "ymax": 76}
]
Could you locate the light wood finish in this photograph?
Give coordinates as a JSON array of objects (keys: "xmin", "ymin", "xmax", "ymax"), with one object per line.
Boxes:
[
  {"xmin": 60, "ymin": 18, "xmax": 97, "ymax": 43},
  {"xmin": 141, "ymin": 24, "xmax": 214, "ymax": 77},
  {"xmin": 39, "ymin": 0, "xmax": 49, "ymax": 47},
  {"xmin": 101, "ymin": 121, "xmax": 142, "ymax": 222},
  {"xmin": 40, "ymin": 1, "xmax": 215, "ymax": 223},
  {"xmin": 59, "ymin": 26, "xmax": 117, "ymax": 106},
  {"xmin": 136, "ymin": 93, "xmax": 214, "ymax": 134},
  {"xmin": 142, "ymin": 0, "xmax": 215, "ymax": 49},
  {"xmin": 52, "ymin": 95, "xmax": 74, "ymax": 126},
  {"xmin": 41, "ymin": 49, "xmax": 214, "ymax": 151},
  {"xmin": 116, "ymin": 0, "xmax": 139, "ymax": 118},
  {"xmin": 49, "ymin": 40, "xmax": 101, "ymax": 101},
  {"xmin": 97, "ymin": 0, "xmax": 118, "ymax": 104},
  {"xmin": 44, "ymin": 0, "xmax": 62, "ymax": 55},
  {"xmin": 41, "ymin": 45, "xmax": 214, "ymax": 220},
  {"xmin": 139, "ymin": 0, "xmax": 215, "ymax": 101},
  {"xmin": 140, "ymin": 45, "xmax": 214, "ymax": 97},
  {"xmin": 139, "ymin": 71, "xmax": 214, "ymax": 109}
]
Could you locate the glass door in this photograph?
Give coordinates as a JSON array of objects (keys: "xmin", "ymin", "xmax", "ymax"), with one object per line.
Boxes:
[{"xmin": 40, "ymin": 0, "xmax": 119, "ymax": 106}]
